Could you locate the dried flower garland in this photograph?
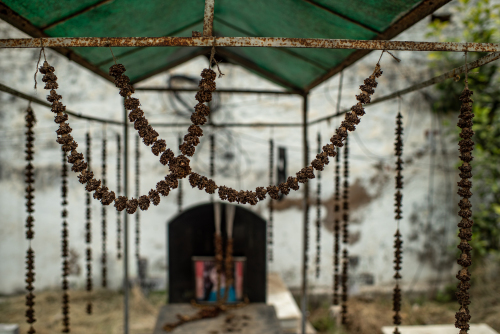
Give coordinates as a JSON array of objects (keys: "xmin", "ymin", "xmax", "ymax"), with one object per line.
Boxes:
[
  {"xmin": 116, "ymin": 134, "xmax": 122, "ymax": 260},
  {"xmin": 393, "ymin": 112, "xmax": 404, "ymax": 334},
  {"xmin": 222, "ymin": 237, "xmax": 234, "ymax": 303},
  {"xmin": 85, "ymin": 133, "xmax": 93, "ymax": 314},
  {"xmin": 38, "ymin": 54, "xmax": 384, "ymax": 214},
  {"xmin": 209, "ymin": 134, "xmax": 215, "ymax": 203},
  {"xmin": 61, "ymin": 148, "xmax": 70, "ymax": 333},
  {"xmin": 333, "ymin": 147, "xmax": 341, "ymax": 306},
  {"xmin": 214, "ymin": 232, "xmax": 223, "ymax": 302},
  {"xmin": 455, "ymin": 63, "xmax": 475, "ymax": 334},
  {"xmin": 177, "ymin": 135, "xmax": 183, "ymax": 212},
  {"xmin": 135, "ymin": 135, "xmax": 141, "ymax": 262},
  {"xmin": 101, "ymin": 136, "xmax": 108, "ymax": 288},
  {"xmin": 341, "ymin": 138, "xmax": 349, "ymax": 325},
  {"xmin": 315, "ymin": 133, "xmax": 322, "ymax": 279},
  {"xmin": 268, "ymin": 139, "xmax": 274, "ymax": 262},
  {"xmin": 25, "ymin": 105, "xmax": 36, "ymax": 334}
]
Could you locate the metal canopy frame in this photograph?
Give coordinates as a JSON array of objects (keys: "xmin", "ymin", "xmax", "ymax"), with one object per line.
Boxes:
[
  {"xmin": 0, "ymin": 0, "xmax": 453, "ymax": 92},
  {"xmin": 1, "ymin": 1, "xmax": 499, "ymax": 334}
]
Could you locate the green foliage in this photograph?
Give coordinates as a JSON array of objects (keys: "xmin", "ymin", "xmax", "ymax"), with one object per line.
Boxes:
[
  {"xmin": 435, "ymin": 283, "xmax": 458, "ymax": 303},
  {"xmin": 427, "ymin": 0, "xmax": 500, "ymax": 255},
  {"xmin": 311, "ymin": 314, "xmax": 337, "ymax": 333}
]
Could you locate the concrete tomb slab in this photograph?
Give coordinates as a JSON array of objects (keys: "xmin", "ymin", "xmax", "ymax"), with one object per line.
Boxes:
[{"xmin": 382, "ymin": 324, "xmax": 498, "ymax": 334}]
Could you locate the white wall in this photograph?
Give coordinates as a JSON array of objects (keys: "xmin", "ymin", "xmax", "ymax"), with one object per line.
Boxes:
[{"xmin": 0, "ymin": 2, "xmax": 463, "ymax": 295}]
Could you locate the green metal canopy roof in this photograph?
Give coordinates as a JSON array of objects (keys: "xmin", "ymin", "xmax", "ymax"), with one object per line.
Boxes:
[{"xmin": 0, "ymin": 0, "xmax": 450, "ymax": 93}]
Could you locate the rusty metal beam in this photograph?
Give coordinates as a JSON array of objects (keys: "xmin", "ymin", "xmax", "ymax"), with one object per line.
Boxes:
[
  {"xmin": 0, "ymin": 81, "xmax": 302, "ymax": 127},
  {"xmin": 40, "ymin": 0, "xmax": 114, "ymax": 31},
  {"xmin": 134, "ymin": 87, "xmax": 298, "ymax": 95},
  {"xmin": 0, "ymin": 82, "xmax": 123, "ymax": 125},
  {"xmin": 129, "ymin": 47, "xmax": 209, "ymax": 84},
  {"xmin": 214, "ymin": 17, "xmax": 329, "ymax": 71},
  {"xmin": 203, "ymin": 0, "xmax": 215, "ymax": 37},
  {"xmin": 304, "ymin": 0, "xmax": 453, "ymax": 91},
  {"xmin": 301, "ymin": 0, "xmax": 379, "ymax": 34},
  {"xmin": 2, "ymin": 36, "xmax": 497, "ymax": 53},
  {"xmin": 0, "ymin": 2, "xmax": 114, "ymax": 83},
  {"xmin": 149, "ymin": 122, "xmax": 303, "ymax": 128},
  {"xmin": 308, "ymin": 51, "xmax": 500, "ymax": 125},
  {"xmin": 95, "ymin": 18, "xmax": 204, "ymax": 67},
  {"xmin": 215, "ymin": 48, "xmax": 305, "ymax": 94}
]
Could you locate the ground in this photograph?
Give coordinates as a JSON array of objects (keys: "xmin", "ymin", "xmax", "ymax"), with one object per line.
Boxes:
[
  {"xmin": 308, "ymin": 264, "xmax": 500, "ymax": 334},
  {"xmin": 1, "ymin": 269, "xmax": 499, "ymax": 334},
  {"xmin": 0, "ymin": 286, "xmax": 165, "ymax": 334}
]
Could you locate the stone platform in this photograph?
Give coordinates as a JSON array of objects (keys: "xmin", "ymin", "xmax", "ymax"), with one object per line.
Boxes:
[
  {"xmin": 382, "ymin": 324, "xmax": 498, "ymax": 334},
  {"xmin": 152, "ymin": 303, "xmax": 282, "ymax": 334}
]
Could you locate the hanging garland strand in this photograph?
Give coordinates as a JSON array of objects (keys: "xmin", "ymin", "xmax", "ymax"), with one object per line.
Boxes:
[
  {"xmin": 101, "ymin": 135, "xmax": 108, "ymax": 288},
  {"xmin": 341, "ymin": 137, "xmax": 349, "ymax": 326},
  {"xmin": 393, "ymin": 112, "xmax": 404, "ymax": 334},
  {"xmin": 37, "ymin": 55, "xmax": 384, "ymax": 212},
  {"xmin": 455, "ymin": 55, "xmax": 475, "ymax": 334},
  {"xmin": 61, "ymin": 148, "xmax": 70, "ymax": 333},
  {"xmin": 268, "ymin": 139, "xmax": 274, "ymax": 262},
  {"xmin": 209, "ymin": 134, "xmax": 215, "ymax": 203},
  {"xmin": 135, "ymin": 135, "xmax": 141, "ymax": 263},
  {"xmin": 315, "ymin": 132, "xmax": 322, "ymax": 278},
  {"xmin": 85, "ymin": 133, "xmax": 93, "ymax": 314},
  {"xmin": 177, "ymin": 135, "xmax": 183, "ymax": 212},
  {"xmin": 333, "ymin": 146, "xmax": 341, "ymax": 305},
  {"xmin": 25, "ymin": 104, "xmax": 36, "ymax": 334},
  {"xmin": 116, "ymin": 134, "xmax": 122, "ymax": 259}
]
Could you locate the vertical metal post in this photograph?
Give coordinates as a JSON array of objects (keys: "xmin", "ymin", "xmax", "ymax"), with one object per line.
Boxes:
[
  {"xmin": 300, "ymin": 93, "xmax": 309, "ymax": 334},
  {"xmin": 203, "ymin": 0, "xmax": 214, "ymax": 37},
  {"xmin": 123, "ymin": 102, "xmax": 129, "ymax": 334}
]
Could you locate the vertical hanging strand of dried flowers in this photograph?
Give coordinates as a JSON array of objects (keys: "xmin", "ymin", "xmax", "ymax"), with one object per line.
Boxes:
[
  {"xmin": 177, "ymin": 135, "xmax": 183, "ymax": 212},
  {"xmin": 61, "ymin": 148, "xmax": 70, "ymax": 333},
  {"xmin": 455, "ymin": 54, "xmax": 474, "ymax": 334},
  {"xmin": 135, "ymin": 135, "xmax": 141, "ymax": 263},
  {"xmin": 268, "ymin": 139, "xmax": 274, "ymax": 262},
  {"xmin": 25, "ymin": 105, "xmax": 36, "ymax": 334},
  {"xmin": 116, "ymin": 134, "xmax": 122, "ymax": 260},
  {"xmin": 393, "ymin": 112, "xmax": 404, "ymax": 334},
  {"xmin": 85, "ymin": 133, "xmax": 93, "ymax": 314},
  {"xmin": 101, "ymin": 135, "xmax": 107, "ymax": 288},
  {"xmin": 341, "ymin": 137, "xmax": 349, "ymax": 325},
  {"xmin": 315, "ymin": 132, "xmax": 322, "ymax": 278},
  {"xmin": 209, "ymin": 134, "xmax": 215, "ymax": 203},
  {"xmin": 333, "ymin": 147, "xmax": 341, "ymax": 306}
]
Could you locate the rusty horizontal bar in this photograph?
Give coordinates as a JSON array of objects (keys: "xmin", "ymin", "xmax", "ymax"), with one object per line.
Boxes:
[
  {"xmin": 303, "ymin": 0, "xmax": 452, "ymax": 91},
  {"xmin": 1, "ymin": 37, "xmax": 499, "ymax": 52},
  {"xmin": 0, "ymin": 82, "xmax": 123, "ymax": 125},
  {"xmin": 134, "ymin": 87, "xmax": 299, "ymax": 95},
  {"xmin": 309, "ymin": 51, "xmax": 500, "ymax": 125},
  {"xmin": 40, "ymin": 0, "xmax": 113, "ymax": 31},
  {"xmin": 150, "ymin": 122, "xmax": 303, "ymax": 128},
  {"xmin": 0, "ymin": 82, "xmax": 303, "ymax": 127}
]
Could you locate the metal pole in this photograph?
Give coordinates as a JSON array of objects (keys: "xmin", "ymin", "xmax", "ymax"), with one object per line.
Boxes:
[
  {"xmin": 123, "ymin": 101, "xmax": 129, "ymax": 334},
  {"xmin": 300, "ymin": 94, "xmax": 309, "ymax": 334},
  {"xmin": 203, "ymin": 0, "xmax": 214, "ymax": 37},
  {"xmin": 2, "ymin": 37, "xmax": 499, "ymax": 52}
]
